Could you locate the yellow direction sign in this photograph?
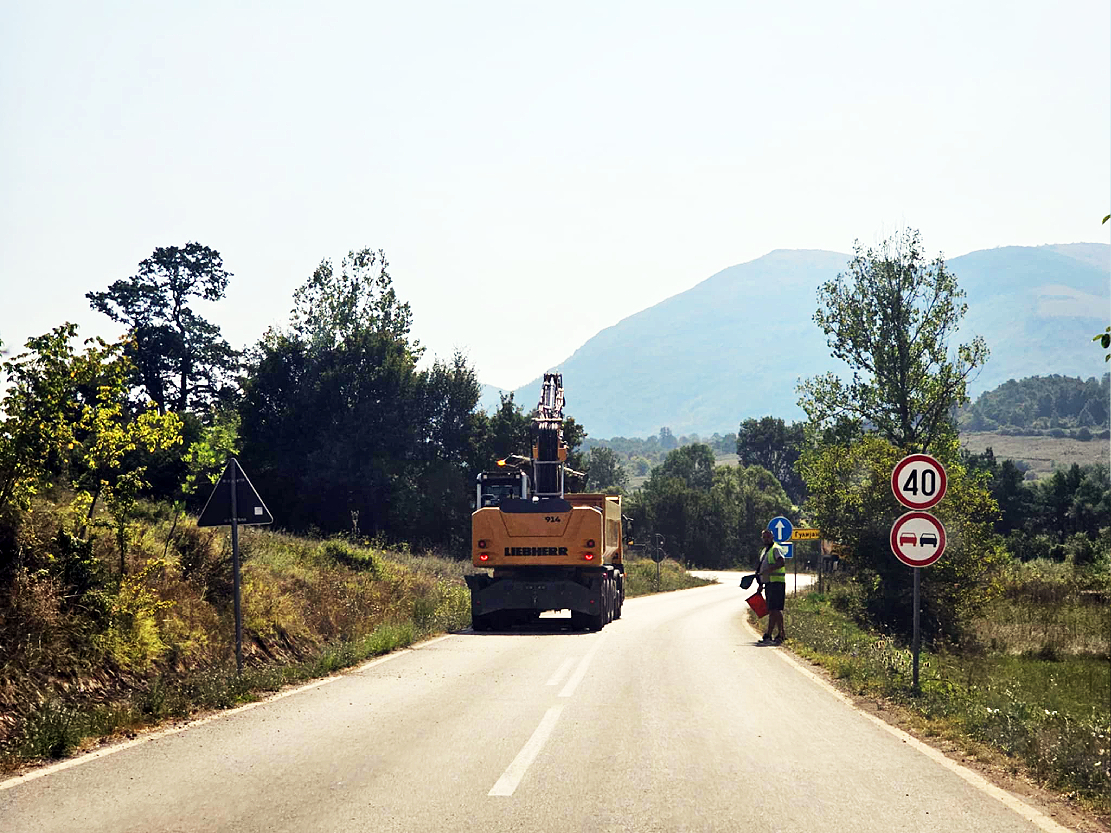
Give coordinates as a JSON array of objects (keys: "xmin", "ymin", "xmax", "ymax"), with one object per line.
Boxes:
[{"xmin": 792, "ymin": 528, "xmax": 820, "ymax": 541}]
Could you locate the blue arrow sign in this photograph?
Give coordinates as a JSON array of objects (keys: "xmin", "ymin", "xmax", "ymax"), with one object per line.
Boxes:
[
  {"xmin": 768, "ymin": 516, "xmax": 793, "ymax": 543},
  {"xmin": 781, "ymin": 542, "xmax": 795, "ymax": 559}
]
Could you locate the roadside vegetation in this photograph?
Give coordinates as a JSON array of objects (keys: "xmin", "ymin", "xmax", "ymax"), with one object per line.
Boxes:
[
  {"xmin": 781, "ymin": 564, "xmax": 1109, "ymax": 812},
  {"xmin": 624, "ymin": 557, "xmax": 714, "ymax": 597},
  {"xmin": 0, "ymin": 499, "xmax": 471, "ymax": 771},
  {"xmin": 763, "ymin": 230, "xmax": 1111, "ymax": 819}
]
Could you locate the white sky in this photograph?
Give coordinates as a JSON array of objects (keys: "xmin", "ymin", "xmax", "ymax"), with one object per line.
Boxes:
[{"xmin": 2, "ymin": 1, "xmax": 1108, "ymax": 390}]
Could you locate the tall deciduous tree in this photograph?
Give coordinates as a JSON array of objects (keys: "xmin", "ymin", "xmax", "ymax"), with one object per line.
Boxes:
[
  {"xmin": 584, "ymin": 446, "xmax": 628, "ymax": 494},
  {"xmin": 291, "ymin": 248, "xmax": 418, "ymax": 354},
  {"xmin": 798, "ymin": 229, "xmax": 988, "ymax": 454},
  {"xmin": 0, "ymin": 326, "xmax": 180, "ymax": 573},
  {"xmin": 736, "ymin": 416, "xmax": 806, "ymax": 505},
  {"xmin": 239, "ymin": 248, "xmax": 485, "ymax": 546},
  {"xmin": 87, "ymin": 243, "xmax": 237, "ymax": 414},
  {"xmin": 627, "ymin": 443, "xmax": 793, "ymax": 569}
]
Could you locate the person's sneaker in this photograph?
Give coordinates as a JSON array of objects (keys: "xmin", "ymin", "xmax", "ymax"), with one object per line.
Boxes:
[
  {"xmin": 773, "ymin": 635, "xmax": 785, "ymax": 645},
  {"xmin": 759, "ymin": 633, "xmax": 773, "ymax": 644}
]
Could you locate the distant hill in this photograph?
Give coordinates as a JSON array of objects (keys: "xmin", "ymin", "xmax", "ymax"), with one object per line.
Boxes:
[
  {"xmin": 958, "ymin": 372, "xmax": 1110, "ymax": 433},
  {"xmin": 478, "ymin": 384, "xmax": 510, "ymax": 415},
  {"xmin": 493, "ymin": 244, "xmax": 1109, "ymax": 438}
]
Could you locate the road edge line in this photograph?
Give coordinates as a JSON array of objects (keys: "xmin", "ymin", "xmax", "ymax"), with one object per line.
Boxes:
[
  {"xmin": 0, "ymin": 633, "xmax": 456, "ymax": 792},
  {"xmin": 739, "ymin": 614, "xmax": 1072, "ymax": 833}
]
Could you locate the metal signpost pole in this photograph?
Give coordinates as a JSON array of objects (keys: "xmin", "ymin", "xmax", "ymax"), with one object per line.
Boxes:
[
  {"xmin": 912, "ymin": 567, "xmax": 921, "ymax": 690},
  {"xmin": 230, "ymin": 460, "xmax": 242, "ymax": 676},
  {"xmin": 197, "ymin": 456, "xmax": 271, "ymax": 678},
  {"xmin": 655, "ymin": 534, "xmax": 661, "ymax": 589}
]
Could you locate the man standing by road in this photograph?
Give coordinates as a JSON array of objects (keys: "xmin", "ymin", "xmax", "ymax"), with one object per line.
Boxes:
[{"xmin": 757, "ymin": 529, "xmax": 787, "ymax": 644}]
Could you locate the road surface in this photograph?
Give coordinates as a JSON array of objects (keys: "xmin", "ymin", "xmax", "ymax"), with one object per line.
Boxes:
[{"xmin": 1, "ymin": 573, "xmax": 1065, "ymax": 832}]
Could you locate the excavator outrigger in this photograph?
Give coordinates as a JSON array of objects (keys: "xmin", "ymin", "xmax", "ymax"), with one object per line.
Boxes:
[{"xmin": 465, "ymin": 373, "xmax": 626, "ymax": 631}]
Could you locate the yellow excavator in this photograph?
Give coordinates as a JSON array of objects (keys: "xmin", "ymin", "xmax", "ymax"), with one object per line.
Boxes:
[{"xmin": 465, "ymin": 373, "xmax": 626, "ymax": 631}]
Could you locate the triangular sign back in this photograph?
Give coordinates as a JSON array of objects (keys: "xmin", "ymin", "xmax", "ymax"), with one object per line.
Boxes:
[{"xmin": 197, "ymin": 458, "xmax": 273, "ymax": 527}]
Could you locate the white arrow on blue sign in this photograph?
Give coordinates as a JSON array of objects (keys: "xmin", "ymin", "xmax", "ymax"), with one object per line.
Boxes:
[{"xmin": 768, "ymin": 516, "xmax": 793, "ymax": 543}]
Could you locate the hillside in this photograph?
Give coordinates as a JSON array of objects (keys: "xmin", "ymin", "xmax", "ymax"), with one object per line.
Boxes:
[{"xmin": 492, "ymin": 244, "xmax": 1109, "ymax": 437}]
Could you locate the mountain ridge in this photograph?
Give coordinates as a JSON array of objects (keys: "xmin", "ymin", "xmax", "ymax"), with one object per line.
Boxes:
[{"xmin": 480, "ymin": 243, "xmax": 1110, "ymax": 438}]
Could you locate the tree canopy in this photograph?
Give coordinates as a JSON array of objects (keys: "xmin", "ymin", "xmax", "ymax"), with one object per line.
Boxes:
[
  {"xmin": 735, "ymin": 416, "xmax": 806, "ymax": 505},
  {"xmin": 798, "ymin": 229, "xmax": 988, "ymax": 455},
  {"xmin": 87, "ymin": 243, "xmax": 237, "ymax": 414}
]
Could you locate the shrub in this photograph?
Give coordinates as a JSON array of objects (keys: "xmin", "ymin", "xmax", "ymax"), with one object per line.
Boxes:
[
  {"xmin": 175, "ymin": 524, "xmax": 232, "ymax": 600},
  {"xmin": 319, "ymin": 539, "xmax": 383, "ymax": 578},
  {"xmin": 95, "ymin": 560, "xmax": 172, "ymax": 672}
]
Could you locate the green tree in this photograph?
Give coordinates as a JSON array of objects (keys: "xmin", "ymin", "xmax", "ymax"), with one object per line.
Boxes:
[
  {"xmin": 0, "ymin": 325, "xmax": 85, "ymax": 512},
  {"xmin": 651, "ymin": 443, "xmax": 715, "ymax": 491},
  {"xmin": 562, "ymin": 416, "xmax": 588, "ymax": 486},
  {"xmin": 585, "ymin": 446, "xmax": 628, "ymax": 494},
  {"xmin": 736, "ymin": 416, "xmax": 806, "ymax": 504},
  {"xmin": 68, "ymin": 338, "xmax": 183, "ymax": 542},
  {"xmin": 0, "ymin": 326, "xmax": 181, "ymax": 573},
  {"xmin": 239, "ymin": 249, "xmax": 483, "ymax": 546},
  {"xmin": 799, "ymin": 229, "xmax": 988, "ymax": 452},
  {"xmin": 291, "ymin": 248, "xmax": 417, "ymax": 353},
  {"xmin": 799, "ymin": 433, "xmax": 1005, "ymax": 641},
  {"xmin": 629, "ymin": 444, "xmax": 792, "ymax": 569},
  {"xmin": 87, "ymin": 243, "xmax": 237, "ymax": 414},
  {"xmin": 483, "ymin": 393, "xmax": 531, "ymax": 463}
]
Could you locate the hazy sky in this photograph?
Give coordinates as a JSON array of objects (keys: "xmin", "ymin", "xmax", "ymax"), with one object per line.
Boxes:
[{"xmin": 2, "ymin": 1, "xmax": 1108, "ymax": 390}]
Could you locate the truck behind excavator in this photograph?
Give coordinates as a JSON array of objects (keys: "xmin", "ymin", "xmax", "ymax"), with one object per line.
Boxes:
[{"xmin": 465, "ymin": 373, "xmax": 626, "ymax": 631}]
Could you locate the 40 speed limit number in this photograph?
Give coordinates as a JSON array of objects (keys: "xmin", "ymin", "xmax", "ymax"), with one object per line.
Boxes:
[{"xmin": 890, "ymin": 453, "xmax": 947, "ymax": 510}]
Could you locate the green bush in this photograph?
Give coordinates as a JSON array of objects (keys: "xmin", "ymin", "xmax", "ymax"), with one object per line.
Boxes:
[{"xmin": 320, "ymin": 539, "xmax": 383, "ymax": 578}]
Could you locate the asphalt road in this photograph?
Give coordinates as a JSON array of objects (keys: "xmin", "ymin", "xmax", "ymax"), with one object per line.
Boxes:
[{"xmin": 2, "ymin": 573, "xmax": 1064, "ymax": 832}]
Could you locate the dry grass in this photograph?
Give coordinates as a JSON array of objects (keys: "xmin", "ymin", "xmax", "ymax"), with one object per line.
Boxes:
[
  {"xmin": 960, "ymin": 432, "xmax": 1108, "ymax": 480},
  {"xmin": 0, "ymin": 506, "xmax": 473, "ymax": 770}
]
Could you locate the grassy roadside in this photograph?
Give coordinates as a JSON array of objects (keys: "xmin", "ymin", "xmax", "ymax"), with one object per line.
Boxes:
[
  {"xmin": 0, "ymin": 509, "xmax": 473, "ymax": 773},
  {"xmin": 767, "ymin": 584, "xmax": 1110, "ymax": 817},
  {"xmin": 0, "ymin": 509, "xmax": 710, "ymax": 773},
  {"xmin": 624, "ymin": 557, "xmax": 715, "ymax": 596}
]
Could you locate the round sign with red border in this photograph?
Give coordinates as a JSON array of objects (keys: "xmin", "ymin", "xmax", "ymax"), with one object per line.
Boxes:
[
  {"xmin": 891, "ymin": 453, "xmax": 947, "ymax": 510},
  {"xmin": 890, "ymin": 511, "xmax": 946, "ymax": 567}
]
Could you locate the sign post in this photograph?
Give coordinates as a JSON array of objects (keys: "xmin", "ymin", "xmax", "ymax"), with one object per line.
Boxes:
[
  {"xmin": 198, "ymin": 457, "xmax": 273, "ymax": 675},
  {"xmin": 890, "ymin": 454, "xmax": 947, "ymax": 690},
  {"xmin": 790, "ymin": 528, "xmax": 819, "ymax": 596},
  {"xmin": 653, "ymin": 533, "xmax": 666, "ymax": 589}
]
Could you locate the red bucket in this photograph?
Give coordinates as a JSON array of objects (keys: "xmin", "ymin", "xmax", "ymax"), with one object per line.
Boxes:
[{"xmin": 746, "ymin": 591, "xmax": 768, "ymax": 618}]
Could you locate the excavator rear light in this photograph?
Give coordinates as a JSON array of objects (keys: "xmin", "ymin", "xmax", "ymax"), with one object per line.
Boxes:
[
  {"xmin": 583, "ymin": 552, "xmax": 595, "ymax": 561},
  {"xmin": 479, "ymin": 553, "xmax": 490, "ymax": 562},
  {"xmin": 586, "ymin": 539, "xmax": 596, "ymax": 548},
  {"xmin": 477, "ymin": 539, "xmax": 488, "ymax": 549}
]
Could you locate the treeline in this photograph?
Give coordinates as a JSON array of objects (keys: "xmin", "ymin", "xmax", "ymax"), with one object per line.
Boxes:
[
  {"xmin": 959, "ymin": 373, "xmax": 1110, "ymax": 435},
  {"xmin": 0, "ymin": 244, "xmax": 590, "ymax": 563},
  {"xmin": 622, "ymin": 444, "xmax": 793, "ymax": 570},
  {"xmin": 582, "ymin": 428, "xmax": 737, "ymax": 475},
  {"xmin": 963, "ymin": 448, "xmax": 1110, "ymax": 565}
]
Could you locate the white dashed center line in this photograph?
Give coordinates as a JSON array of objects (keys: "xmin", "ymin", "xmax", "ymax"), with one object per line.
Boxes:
[
  {"xmin": 488, "ymin": 706, "xmax": 564, "ymax": 797},
  {"xmin": 545, "ymin": 657, "xmax": 576, "ymax": 687},
  {"xmin": 558, "ymin": 636, "xmax": 604, "ymax": 698}
]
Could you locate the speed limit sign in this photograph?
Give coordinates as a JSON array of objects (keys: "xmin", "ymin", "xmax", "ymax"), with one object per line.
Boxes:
[{"xmin": 891, "ymin": 453, "xmax": 947, "ymax": 510}]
